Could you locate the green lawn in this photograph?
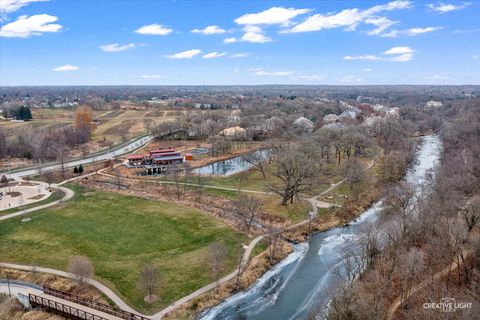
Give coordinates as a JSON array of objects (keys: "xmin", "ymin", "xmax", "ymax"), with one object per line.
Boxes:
[{"xmin": 0, "ymin": 185, "xmax": 245, "ymax": 313}]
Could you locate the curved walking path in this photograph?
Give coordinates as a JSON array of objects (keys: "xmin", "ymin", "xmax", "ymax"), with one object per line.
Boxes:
[{"xmin": 0, "ymin": 184, "xmax": 74, "ymax": 222}]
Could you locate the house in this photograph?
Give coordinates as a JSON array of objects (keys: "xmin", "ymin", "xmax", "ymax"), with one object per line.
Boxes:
[
  {"xmin": 126, "ymin": 148, "xmax": 184, "ymax": 168},
  {"xmin": 339, "ymin": 110, "xmax": 357, "ymax": 121},
  {"xmin": 219, "ymin": 126, "xmax": 247, "ymax": 138},
  {"xmin": 323, "ymin": 114, "xmax": 339, "ymax": 124},
  {"xmin": 126, "ymin": 154, "xmax": 149, "ymax": 166},
  {"xmin": 293, "ymin": 117, "xmax": 314, "ymax": 133},
  {"xmin": 425, "ymin": 100, "xmax": 443, "ymax": 109}
]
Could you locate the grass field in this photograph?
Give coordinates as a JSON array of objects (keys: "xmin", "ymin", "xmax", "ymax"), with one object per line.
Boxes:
[{"xmin": 0, "ymin": 184, "xmax": 245, "ymax": 313}]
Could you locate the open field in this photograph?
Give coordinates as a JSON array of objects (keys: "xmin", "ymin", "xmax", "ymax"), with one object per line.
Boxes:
[
  {"xmin": 0, "ymin": 184, "xmax": 245, "ymax": 313},
  {"xmin": 1, "ymin": 108, "xmax": 187, "ymax": 152}
]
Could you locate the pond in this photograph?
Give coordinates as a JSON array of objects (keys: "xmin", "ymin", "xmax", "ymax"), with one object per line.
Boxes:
[{"xmin": 192, "ymin": 149, "xmax": 268, "ymax": 176}]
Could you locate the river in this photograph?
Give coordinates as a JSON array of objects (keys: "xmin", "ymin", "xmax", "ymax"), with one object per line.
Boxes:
[{"xmin": 199, "ymin": 135, "xmax": 442, "ymax": 320}]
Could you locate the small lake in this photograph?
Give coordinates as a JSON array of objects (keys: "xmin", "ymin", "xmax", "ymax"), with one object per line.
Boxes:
[{"xmin": 192, "ymin": 149, "xmax": 268, "ymax": 176}]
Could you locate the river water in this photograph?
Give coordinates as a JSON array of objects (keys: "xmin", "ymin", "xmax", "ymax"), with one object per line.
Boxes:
[
  {"xmin": 192, "ymin": 150, "xmax": 268, "ymax": 176},
  {"xmin": 199, "ymin": 135, "xmax": 441, "ymax": 320}
]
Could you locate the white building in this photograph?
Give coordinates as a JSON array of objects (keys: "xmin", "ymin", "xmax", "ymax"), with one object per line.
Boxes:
[{"xmin": 425, "ymin": 100, "xmax": 443, "ymax": 108}]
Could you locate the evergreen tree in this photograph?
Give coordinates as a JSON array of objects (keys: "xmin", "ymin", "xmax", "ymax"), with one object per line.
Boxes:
[
  {"xmin": 78, "ymin": 164, "xmax": 84, "ymax": 174},
  {"xmin": 15, "ymin": 106, "xmax": 33, "ymax": 121},
  {"xmin": 73, "ymin": 166, "xmax": 78, "ymax": 174}
]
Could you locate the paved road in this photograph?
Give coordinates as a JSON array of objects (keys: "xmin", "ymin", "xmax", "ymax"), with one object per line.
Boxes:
[
  {"xmin": 2, "ymin": 135, "xmax": 153, "ymax": 180},
  {"xmin": 0, "ymin": 282, "xmax": 43, "ymax": 298}
]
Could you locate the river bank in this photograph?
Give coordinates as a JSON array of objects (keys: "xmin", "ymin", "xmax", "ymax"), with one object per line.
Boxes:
[{"xmin": 196, "ymin": 135, "xmax": 440, "ymax": 320}]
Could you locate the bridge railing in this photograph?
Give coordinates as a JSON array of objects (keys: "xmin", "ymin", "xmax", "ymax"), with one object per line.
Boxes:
[
  {"xmin": 29, "ymin": 293, "xmax": 108, "ymax": 320},
  {"xmin": 43, "ymin": 286, "xmax": 149, "ymax": 320}
]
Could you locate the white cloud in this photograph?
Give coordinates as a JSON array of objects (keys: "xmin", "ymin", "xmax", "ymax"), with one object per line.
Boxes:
[
  {"xmin": 384, "ymin": 46, "xmax": 413, "ymax": 55},
  {"xmin": 0, "ymin": 14, "xmax": 62, "ymax": 37},
  {"xmin": 230, "ymin": 52, "xmax": 249, "ymax": 58},
  {"xmin": 339, "ymin": 75, "xmax": 364, "ymax": 83},
  {"xmin": 53, "ymin": 64, "xmax": 79, "ymax": 72},
  {"xmin": 235, "ymin": 7, "xmax": 311, "ymax": 26},
  {"xmin": 473, "ymin": 55, "xmax": 479, "ymax": 60},
  {"xmin": 344, "ymin": 46, "xmax": 415, "ymax": 62},
  {"xmin": 366, "ymin": 17, "xmax": 398, "ymax": 35},
  {"xmin": 424, "ymin": 74, "xmax": 451, "ymax": 81},
  {"xmin": 407, "ymin": 27, "xmax": 440, "ymax": 35},
  {"xmin": 343, "ymin": 55, "xmax": 383, "ymax": 61},
  {"xmin": 427, "ymin": 2, "xmax": 471, "ymax": 13},
  {"xmin": 390, "ymin": 53, "xmax": 413, "ymax": 61},
  {"xmin": 363, "ymin": 68, "xmax": 373, "ymax": 72},
  {"xmin": 385, "ymin": 46, "xmax": 414, "ymax": 61},
  {"xmin": 283, "ymin": 0, "xmax": 411, "ymax": 36},
  {"xmin": 191, "ymin": 25, "xmax": 226, "ymax": 35},
  {"xmin": 223, "ymin": 37, "xmax": 237, "ymax": 44},
  {"xmin": 135, "ymin": 24, "xmax": 172, "ymax": 35},
  {"xmin": 165, "ymin": 49, "xmax": 201, "ymax": 59},
  {"xmin": 240, "ymin": 25, "xmax": 271, "ymax": 43},
  {"xmin": 295, "ymin": 74, "xmax": 326, "ymax": 81},
  {"xmin": 452, "ymin": 28, "xmax": 480, "ymax": 34},
  {"xmin": 382, "ymin": 26, "xmax": 441, "ymax": 37},
  {"xmin": 99, "ymin": 43, "xmax": 136, "ymax": 52},
  {"xmin": 0, "ymin": 0, "xmax": 48, "ymax": 14},
  {"xmin": 141, "ymin": 74, "xmax": 165, "ymax": 79},
  {"xmin": 254, "ymin": 69, "xmax": 294, "ymax": 76},
  {"xmin": 233, "ymin": 67, "xmax": 240, "ymax": 73},
  {"xmin": 202, "ymin": 52, "xmax": 226, "ymax": 59}
]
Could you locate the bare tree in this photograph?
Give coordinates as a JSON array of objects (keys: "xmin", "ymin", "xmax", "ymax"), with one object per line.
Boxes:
[
  {"xmin": 166, "ymin": 168, "xmax": 182, "ymax": 200},
  {"xmin": 207, "ymin": 242, "xmax": 227, "ymax": 291},
  {"xmin": 266, "ymin": 227, "xmax": 283, "ymax": 261},
  {"xmin": 254, "ymin": 143, "xmax": 320, "ymax": 206},
  {"xmin": 461, "ymin": 196, "xmax": 480, "ymax": 231},
  {"xmin": 397, "ymin": 247, "xmax": 425, "ymax": 307},
  {"xmin": 138, "ymin": 264, "xmax": 160, "ymax": 303},
  {"xmin": 112, "ymin": 166, "xmax": 122, "ymax": 190},
  {"xmin": 80, "ymin": 144, "xmax": 90, "ymax": 158},
  {"xmin": 68, "ymin": 256, "xmax": 94, "ymax": 286},
  {"xmin": 344, "ymin": 158, "xmax": 366, "ymax": 202},
  {"xmin": 44, "ymin": 172, "xmax": 54, "ymax": 188},
  {"xmin": 54, "ymin": 140, "xmax": 68, "ymax": 176},
  {"xmin": 194, "ymin": 174, "xmax": 208, "ymax": 202},
  {"xmin": 231, "ymin": 194, "xmax": 262, "ymax": 233}
]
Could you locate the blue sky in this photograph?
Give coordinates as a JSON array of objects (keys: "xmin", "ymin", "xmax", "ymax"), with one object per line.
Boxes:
[{"xmin": 0, "ymin": 0, "xmax": 479, "ymax": 85}]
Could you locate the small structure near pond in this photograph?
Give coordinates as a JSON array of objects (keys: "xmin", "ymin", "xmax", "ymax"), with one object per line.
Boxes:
[{"xmin": 126, "ymin": 148, "xmax": 185, "ymax": 175}]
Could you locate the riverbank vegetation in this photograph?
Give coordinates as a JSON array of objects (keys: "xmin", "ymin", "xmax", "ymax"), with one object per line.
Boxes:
[{"xmin": 326, "ymin": 106, "xmax": 480, "ymax": 320}]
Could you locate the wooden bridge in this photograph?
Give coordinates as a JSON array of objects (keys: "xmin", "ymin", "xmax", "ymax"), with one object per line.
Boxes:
[{"xmin": 28, "ymin": 286, "xmax": 149, "ymax": 320}]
